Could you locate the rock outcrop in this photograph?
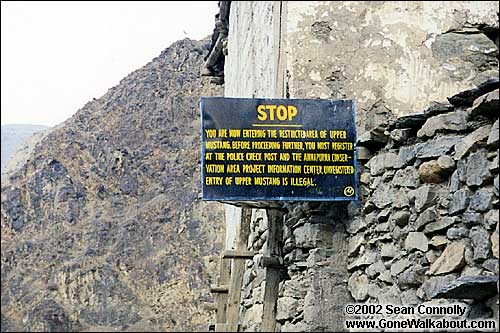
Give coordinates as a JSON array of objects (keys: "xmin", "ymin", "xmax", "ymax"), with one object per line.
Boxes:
[{"xmin": 1, "ymin": 38, "xmax": 224, "ymax": 331}]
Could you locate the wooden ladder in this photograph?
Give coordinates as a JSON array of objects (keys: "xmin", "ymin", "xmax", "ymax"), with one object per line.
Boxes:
[{"xmin": 206, "ymin": 207, "xmax": 283, "ymax": 332}]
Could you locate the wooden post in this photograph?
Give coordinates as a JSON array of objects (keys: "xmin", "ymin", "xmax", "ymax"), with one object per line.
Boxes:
[
  {"xmin": 203, "ymin": 303, "xmax": 218, "ymax": 311},
  {"xmin": 222, "ymin": 250, "xmax": 258, "ymax": 259},
  {"xmin": 211, "ymin": 284, "xmax": 229, "ymax": 293},
  {"xmin": 215, "ymin": 256, "xmax": 230, "ymax": 326},
  {"xmin": 225, "ymin": 207, "xmax": 252, "ymax": 332},
  {"xmin": 261, "ymin": 209, "xmax": 284, "ymax": 332}
]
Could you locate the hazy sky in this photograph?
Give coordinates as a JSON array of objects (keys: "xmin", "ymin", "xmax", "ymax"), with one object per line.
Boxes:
[{"xmin": 1, "ymin": 1, "xmax": 218, "ymax": 126}]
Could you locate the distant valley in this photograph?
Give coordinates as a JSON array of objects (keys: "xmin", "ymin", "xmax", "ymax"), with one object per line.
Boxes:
[{"xmin": 1, "ymin": 124, "xmax": 49, "ymax": 173}]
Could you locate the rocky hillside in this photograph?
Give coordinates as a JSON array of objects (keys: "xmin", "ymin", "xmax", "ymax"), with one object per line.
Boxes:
[
  {"xmin": 1, "ymin": 124, "xmax": 48, "ymax": 172},
  {"xmin": 1, "ymin": 38, "xmax": 225, "ymax": 332}
]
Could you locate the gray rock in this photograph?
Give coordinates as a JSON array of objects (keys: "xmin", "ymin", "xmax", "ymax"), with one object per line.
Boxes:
[
  {"xmin": 280, "ymin": 321, "xmax": 309, "ymax": 332},
  {"xmin": 434, "ymin": 275, "xmax": 498, "ymax": 300},
  {"xmin": 449, "ymin": 170, "xmax": 461, "ymax": 192},
  {"xmin": 369, "ymin": 176, "xmax": 382, "ymax": 190},
  {"xmin": 375, "ymin": 222, "xmax": 389, "ymax": 232},
  {"xmin": 415, "ymin": 207, "xmax": 437, "ymax": 231},
  {"xmin": 366, "ymin": 260, "xmax": 386, "ymax": 278},
  {"xmin": 453, "ymin": 125, "xmax": 491, "ymax": 160},
  {"xmin": 390, "ymin": 128, "xmax": 412, "ymax": 143},
  {"xmin": 447, "ymin": 77, "xmax": 499, "ymax": 107},
  {"xmin": 405, "ymin": 232, "xmax": 428, "ymax": 252},
  {"xmin": 438, "ymin": 193, "xmax": 450, "ymax": 209},
  {"xmin": 487, "ymin": 119, "xmax": 499, "ymax": 147},
  {"xmin": 420, "ymin": 275, "xmax": 458, "ymax": 299},
  {"xmin": 346, "ymin": 216, "xmax": 368, "ymax": 234},
  {"xmin": 468, "ymin": 89, "xmax": 499, "ymax": 120},
  {"xmin": 401, "ymin": 289, "xmax": 420, "ymax": 306},
  {"xmin": 424, "ymin": 101, "xmax": 454, "ymax": 116},
  {"xmin": 446, "ymin": 227, "xmax": 469, "ymax": 240},
  {"xmin": 392, "ymin": 113, "xmax": 427, "ymax": 130},
  {"xmin": 469, "ymin": 188, "xmax": 493, "ymax": 212},
  {"xmin": 397, "ymin": 146, "xmax": 417, "ymax": 168},
  {"xmin": 382, "ymin": 170, "xmax": 395, "ymax": 181},
  {"xmin": 283, "ymin": 277, "xmax": 308, "ymax": 299},
  {"xmin": 495, "ymin": 175, "xmax": 499, "ymax": 196},
  {"xmin": 384, "ymin": 152, "xmax": 400, "ymax": 169},
  {"xmin": 429, "ymin": 235, "xmax": 447, "ymax": 250},
  {"xmin": 425, "ymin": 250, "xmax": 439, "ymax": 264},
  {"xmin": 484, "ymin": 210, "xmax": 499, "ymax": 229},
  {"xmin": 470, "ymin": 226, "xmax": 491, "ymax": 261},
  {"xmin": 391, "ymin": 210, "xmax": 411, "ymax": 227},
  {"xmin": 381, "ymin": 244, "xmax": 398, "ymax": 258},
  {"xmin": 466, "ymin": 150, "xmax": 492, "ymax": 187},
  {"xmin": 348, "ymin": 251, "xmax": 377, "ymax": 271},
  {"xmin": 369, "ymin": 152, "xmax": 398, "ymax": 176},
  {"xmin": 377, "ymin": 208, "xmax": 391, "ymax": 222},
  {"xmin": 449, "ymin": 188, "xmax": 472, "ymax": 215},
  {"xmin": 276, "ymin": 296, "xmax": 299, "ymax": 321},
  {"xmin": 391, "ymin": 189, "xmax": 410, "ymax": 208},
  {"xmin": 390, "ymin": 258, "xmax": 412, "ymax": 276},
  {"xmin": 418, "ymin": 160, "xmax": 445, "ymax": 183},
  {"xmin": 461, "ymin": 265, "xmax": 483, "ymax": 276},
  {"xmin": 456, "ymin": 159, "xmax": 467, "ymax": 182},
  {"xmin": 392, "ymin": 166, "xmax": 419, "ymax": 187},
  {"xmin": 463, "ymin": 212, "xmax": 482, "ymax": 225},
  {"xmin": 398, "ymin": 266, "xmax": 426, "ymax": 289},
  {"xmin": 347, "ymin": 234, "xmax": 364, "ymax": 257},
  {"xmin": 415, "ymin": 135, "xmax": 463, "ymax": 159},
  {"xmin": 358, "ymin": 129, "xmax": 389, "ymax": 150},
  {"xmin": 468, "ymin": 302, "xmax": 494, "ymax": 320},
  {"xmin": 427, "ymin": 242, "xmax": 466, "ymax": 275},
  {"xmin": 348, "ymin": 272, "xmax": 369, "ymax": 301},
  {"xmin": 367, "ymin": 282, "xmax": 382, "ymax": 299},
  {"xmin": 378, "ymin": 285, "xmax": 402, "ymax": 305},
  {"xmin": 378, "ymin": 271, "xmax": 394, "ymax": 284},
  {"xmin": 417, "ymin": 111, "xmax": 467, "ymax": 138},
  {"xmin": 293, "ymin": 223, "xmax": 334, "ymax": 249},
  {"xmin": 490, "ymin": 153, "xmax": 499, "ymax": 173},
  {"xmin": 371, "ymin": 183, "xmax": 392, "ymax": 208},
  {"xmin": 482, "ymin": 258, "xmax": 499, "ymax": 273},
  {"xmin": 415, "ymin": 185, "xmax": 439, "ymax": 212},
  {"xmin": 437, "ymin": 155, "xmax": 455, "ymax": 170},
  {"xmin": 424, "ymin": 216, "xmax": 459, "ymax": 234},
  {"xmin": 242, "ymin": 304, "xmax": 263, "ymax": 328},
  {"xmin": 359, "ymin": 172, "xmax": 371, "ymax": 185},
  {"xmin": 368, "ymin": 234, "xmax": 392, "ymax": 244}
]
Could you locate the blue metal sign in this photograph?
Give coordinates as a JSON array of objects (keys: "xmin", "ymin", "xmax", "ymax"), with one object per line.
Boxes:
[{"xmin": 200, "ymin": 97, "xmax": 357, "ymax": 201}]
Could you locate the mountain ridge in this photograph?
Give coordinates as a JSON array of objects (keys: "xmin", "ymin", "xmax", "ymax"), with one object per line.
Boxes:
[{"xmin": 1, "ymin": 38, "xmax": 225, "ymax": 332}]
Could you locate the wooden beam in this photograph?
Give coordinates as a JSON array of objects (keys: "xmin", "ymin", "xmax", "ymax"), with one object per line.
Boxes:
[
  {"xmin": 260, "ymin": 256, "xmax": 282, "ymax": 268},
  {"xmin": 218, "ymin": 200, "xmax": 284, "ymax": 209},
  {"xmin": 210, "ymin": 284, "xmax": 229, "ymax": 293},
  {"xmin": 215, "ymin": 257, "xmax": 230, "ymax": 325},
  {"xmin": 226, "ymin": 207, "xmax": 252, "ymax": 332},
  {"xmin": 222, "ymin": 250, "xmax": 258, "ymax": 259},
  {"xmin": 262, "ymin": 209, "xmax": 284, "ymax": 332}
]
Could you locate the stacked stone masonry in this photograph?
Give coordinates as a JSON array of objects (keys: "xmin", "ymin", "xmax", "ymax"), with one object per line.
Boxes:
[{"xmin": 235, "ymin": 82, "xmax": 499, "ymax": 332}]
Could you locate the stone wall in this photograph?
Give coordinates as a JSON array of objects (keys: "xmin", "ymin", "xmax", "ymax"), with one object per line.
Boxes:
[
  {"xmin": 346, "ymin": 82, "xmax": 499, "ymax": 325},
  {"xmin": 236, "ymin": 83, "xmax": 500, "ymax": 332},
  {"xmin": 222, "ymin": 1, "xmax": 499, "ymax": 331}
]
